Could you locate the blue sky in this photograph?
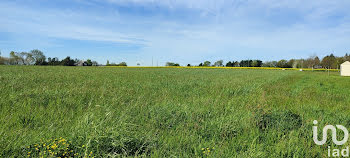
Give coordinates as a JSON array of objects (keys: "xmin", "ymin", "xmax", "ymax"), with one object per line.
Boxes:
[{"xmin": 1, "ymin": 0, "xmax": 350, "ymax": 66}]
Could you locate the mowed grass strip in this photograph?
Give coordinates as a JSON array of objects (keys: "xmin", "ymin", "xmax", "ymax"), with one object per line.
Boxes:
[{"xmin": 0, "ymin": 66, "xmax": 349, "ymax": 157}]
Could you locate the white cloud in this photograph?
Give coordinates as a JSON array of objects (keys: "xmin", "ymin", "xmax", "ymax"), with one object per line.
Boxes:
[
  {"xmin": 0, "ymin": 1, "xmax": 148, "ymax": 46},
  {"xmin": 102, "ymin": 0, "xmax": 350, "ymax": 15}
]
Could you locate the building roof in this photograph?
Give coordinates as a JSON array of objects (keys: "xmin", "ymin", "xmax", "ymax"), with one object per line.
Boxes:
[{"xmin": 342, "ymin": 61, "xmax": 350, "ymax": 65}]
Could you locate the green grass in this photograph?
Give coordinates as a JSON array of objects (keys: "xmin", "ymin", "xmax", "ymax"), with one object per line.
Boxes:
[{"xmin": 0, "ymin": 66, "xmax": 350, "ymax": 157}]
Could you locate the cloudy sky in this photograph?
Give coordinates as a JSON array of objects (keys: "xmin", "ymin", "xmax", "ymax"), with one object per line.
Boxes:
[{"xmin": 1, "ymin": 0, "xmax": 350, "ymax": 66}]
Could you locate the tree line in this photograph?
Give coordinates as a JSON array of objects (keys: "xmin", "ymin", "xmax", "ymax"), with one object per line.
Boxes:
[
  {"xmin": 166, "ymin": 53, "xmax": 349, "ymax": 69},
  {"xmin": 0, "ymin": 49, "xmax": 127, "ymax": 66},
  {"xmin": 106, "ymin": 60, "xmax": 127, "ymax": 66},
  {"xmin": 1, "ymin": 49, "xmax": 349, "ymax": 69}
]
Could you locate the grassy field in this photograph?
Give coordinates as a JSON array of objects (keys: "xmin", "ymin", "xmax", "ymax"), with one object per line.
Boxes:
[{"xmin": 0, "ymin": 66, "xmax": 350, "ymax": 157}]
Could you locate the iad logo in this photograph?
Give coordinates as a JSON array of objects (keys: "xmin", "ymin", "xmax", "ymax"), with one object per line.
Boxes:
[
  {"xmin": 313, "ymin": 120, "xmax": 349, "ymax": 145},
  {"xmin": 313, "ymin": 120, "xmax": 350, "ymax": 157}
]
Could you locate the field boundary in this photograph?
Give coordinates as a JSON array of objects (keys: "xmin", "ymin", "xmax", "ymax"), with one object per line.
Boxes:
[{"xmin": 104, "ymin": 66, "xmax": 339, "ymax": 71}]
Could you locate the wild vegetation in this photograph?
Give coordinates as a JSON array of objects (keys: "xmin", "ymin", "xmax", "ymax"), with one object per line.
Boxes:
[{"xmin": 0, "ymin": 66, "xmax": 349, "ymax": 157}]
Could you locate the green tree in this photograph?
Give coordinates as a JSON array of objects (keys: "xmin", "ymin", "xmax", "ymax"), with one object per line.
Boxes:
[
  {"xmin": 239, "ymin": 60, "xmax": 252, "ymax": 67},
  {"xmin": 203, "ymin": 61, "xmax": 211, "ymax": 67},
  {"xmin": 61, "ymin": 56, "xmax": 76, "ymax": 66},
  {"xmin": 262, "ymin": 61, "xmax": 277, "ymax": 67},
  {"xmin": 251, "ymin": 60, "xmax": 263, "ymax": 67},
  {"xmin": 286, "ymin": 59, "xmax": 295, "ymax": 68},
  {"xmin": 30, "ymin": 49, "xmax": 47, "ymax": 65},
  {"xmin": 0, "ymin": 50, "xmax": 5, "ymax": 65},
  {"xmin": 276, "ymin": 59, "xmax": 289, "ymax": 68},
  {"xmin": 305, "ymin": 56, "xmax": 321, "ymax": 68},
  {"xmin": 321, "ymin": 54, "xmax": 337, "ymax": 69},
  {"xmin": 10, "ymin": 51, "xmax": 21, "ymax": 65},
  {"xmin": 48, "ymin": 57, "xmax": 60, "ymax": 66},
  {"xmin": 165, "ymin": 62, "xmax": 179, "ymax": 66},
  {"xmin": 0, "ymin": 50, "xmax": 3, "ymax": 65},
  {"xmin": 293, "ymin": 59, "xmax": 306, "ymax": 68},
  {"xmin": 118, "ymin": 62, "xmax": 127, "ymax": 66},
  {"xmin": 314, "ymin": 56, "xmax": 320, "ymax": 68},
  {"xmin": 85, "ymin": 59, "xmax": 93, "ymax": 66},
  {"xmin": 345, "ymin": 53, "xmax": 350, "ymax": 62},
  {"xmin": 226, "ymin": 61, "xmax": 233, "ymax": 67},
  {"xmin": 336, "ymin": 57, "xmax": 345, "ymax": 69},
  {"xmin": 214, "ymin": 60, "xmax": 223, "ymax": 67}
]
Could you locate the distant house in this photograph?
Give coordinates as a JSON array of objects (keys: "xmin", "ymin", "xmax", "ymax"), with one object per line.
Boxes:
[
  {"xmin": 76, "ymin": 60, "xmax": 85, "ymax": 66},
  {"xmin": 75, "ymin": 60, "xmax": 97, "ymax": 66},
  {"xmin": 341, "ymin": 61, "xmax": 350, "ymax": 76}
]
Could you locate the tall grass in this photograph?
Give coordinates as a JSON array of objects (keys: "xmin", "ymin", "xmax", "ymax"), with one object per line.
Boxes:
[{"xmin": 0, "ymin": 66, "xmax": 349, "ymax": 157}]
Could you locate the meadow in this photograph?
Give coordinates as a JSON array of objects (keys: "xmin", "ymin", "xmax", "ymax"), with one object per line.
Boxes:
[{"xmin": 0, "ymin": 66, "xmax": 350, "ymax": 157}]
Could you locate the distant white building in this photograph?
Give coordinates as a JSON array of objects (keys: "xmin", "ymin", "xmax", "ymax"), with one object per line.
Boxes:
[
  {"xmin": 76, "ymin": 60, "xmax": 85, "ymax": 66},
  {"xmin": 341, "ymin": 61, "xmax": 350, "ymax": 76}
]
